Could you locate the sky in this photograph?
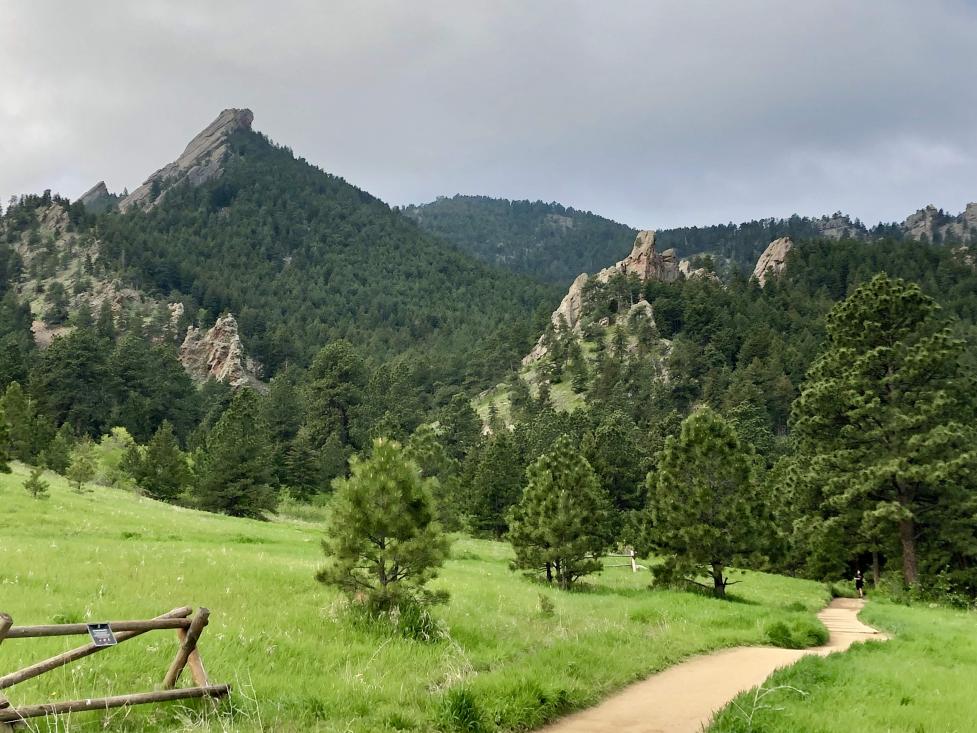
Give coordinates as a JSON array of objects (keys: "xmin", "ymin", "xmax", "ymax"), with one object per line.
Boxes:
[{"xmin": 2, "ymin": 1, "xmax": 976, "ymax": 230}]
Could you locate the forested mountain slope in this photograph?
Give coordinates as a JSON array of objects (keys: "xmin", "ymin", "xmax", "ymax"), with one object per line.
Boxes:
[
  {"xmin": 402, "ymin": 196, "xmax": 638, "ymax": 285},
  {"xmin": 406, "ymin": 195, "xmax": 977, "ymax": 282}
]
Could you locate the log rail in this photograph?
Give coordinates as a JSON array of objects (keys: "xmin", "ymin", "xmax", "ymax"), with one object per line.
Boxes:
[{"xmin": 0, "ymin": 606, "xmax": 229, "ymax": 725}]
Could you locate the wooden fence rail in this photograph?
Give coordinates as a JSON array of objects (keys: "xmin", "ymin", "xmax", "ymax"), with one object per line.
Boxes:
[{"xmin": 0, "ymin": 606, "xmax": 230, "ymax": 726}]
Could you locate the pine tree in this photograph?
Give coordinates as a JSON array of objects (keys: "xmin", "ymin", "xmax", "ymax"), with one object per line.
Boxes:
[
  {"xmin": 194, "ymin": 390, "xmax": 276, "ymax": 518},
  {"xmin": 66, "ymin": 437, "xmax": 97, "ymax": 492},
  {"xmin": 316, "ymin": 438, "xmax": 450, "ymax": 613},
  {"xmin": 1, "ymin": 381, "xmax": 47, "ymax": 462},
  {"xmin": 646, "ymin": 408, "xmax": 763, "ymax": 598},
  {"xmin": 790, "ymin": 274, "xmax": 977, "ymax": 589},
  {"xmin": 23, "ymin": 466, "xmax": 49, "ymax": 499},
  {"xmin": 508, "ymin": 435, "xmax": 614, "ymax": 589},
  {"xmin": 134, "ymin": 421, "xmax": 189, "ymax": 502},
  {"xmin": 42, "ymin": 422, "xmax": 74, "ymax": 474},
  {"xmin": 468, "ymin": 430, "xmax": 524, "ymax": 537},
  {"xmin": 438, "ymin": 394, "xmax": 482, "ymax": 462},
  {"xmin": 0, "ymin": 406, "xmax": 11, "ymax": 473},
  {"xmin": 283, "ymin": 426, "xmax": 323, "ymax": 500},
  {"xmin": 406, "ymin": 423, "xmax": 463, "ymax": 530}
]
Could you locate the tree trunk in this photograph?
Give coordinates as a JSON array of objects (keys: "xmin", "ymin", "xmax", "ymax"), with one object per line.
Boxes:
[
  {"xmin": 545, "ymin": 562, "xmax": 552, "ymax": 583},
  {"xmin": 899, "ymin": 518, "xmax": 918, "ymax": 587},
  {"xmin": 711, "ymin": 563, "xmax": 726, "ymax": 599},
  {"xmin": 872, "ymin": 550, "xmax": 880, "ymax": 587}
]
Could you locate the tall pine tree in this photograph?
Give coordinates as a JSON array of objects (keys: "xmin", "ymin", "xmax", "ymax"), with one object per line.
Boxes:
[
  {"xmin": 790, "ymin": 274, "xmax": 977, "ymax": 589},
  {"xmin": 508, "ymin": 435, "xmax": 614, "ymax": 589},
  {"xmin": 195, "ymin": 390, "xmax": 276, "ymax": 518}
]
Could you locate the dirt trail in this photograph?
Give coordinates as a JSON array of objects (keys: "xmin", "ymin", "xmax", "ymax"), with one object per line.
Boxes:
[{"xmin": 538, "ymin": 598, "xmax": 884, "ymax": 733}]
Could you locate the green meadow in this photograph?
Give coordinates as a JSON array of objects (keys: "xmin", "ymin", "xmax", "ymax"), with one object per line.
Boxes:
[{"xmin": 0, "ymin": 463, "xmax": 830, "ymax": 732}]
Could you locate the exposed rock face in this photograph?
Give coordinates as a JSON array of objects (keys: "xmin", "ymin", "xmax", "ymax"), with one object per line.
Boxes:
[
  {"xmin": 179, "ymin": 313, "xmax": 264, "ymax": 390},
  {"xmin": 901, "ymin": 203, "xmax": 977, "ymax": 244},
  {"xmin": 678, "ymin": 258, "xmax": 722, "ymax": 283},
  {"xmin": 78, "ymin": 181, "xmax": 118, "ymax": 213},
  {"xmin": 119, "ymin": 108, "xmax": 254, "ymax": 212},
  {"xmin": 813, "ymin": 213, "xmax": 864, "ymax": 240},
  {"xmin": 524, "ymin": 230, "xmax": 683, "ymax": 364},
  {"xmin": 753, "ymin": 237, "xmax": 793, "ymax": 286}
]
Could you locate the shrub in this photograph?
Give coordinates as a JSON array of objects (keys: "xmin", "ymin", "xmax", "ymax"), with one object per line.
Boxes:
[{"xmin": 439, "ymin": 687, "xmax": 487, "ymax": 733}]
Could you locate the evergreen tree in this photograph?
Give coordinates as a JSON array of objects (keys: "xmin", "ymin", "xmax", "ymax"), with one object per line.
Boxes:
[
  {"xmin": 0, "ymin": 406, "xmax": 10, "ymax": 473},
  {"xmin": 283, "ymin": 426, "xmax": 324, "ymax": 500},
  {"xmin": 23, "ymin": 466, "xmax": 49, "ymax": 499},
  {"xmin": 790, "ymin": 274, "xmax": 977, "ymax": 589},
  {"xmin": 195, "ymin": 389, "xmax": 276, "ymax": 518},
  {"xmin": 66, "ymin": 437, "xmax": 97, "ymax": 492},
  {"xmin": 316, "ymin": 438, "xmax": 450, "ymax": 613},
  {"xmin": 438, "ymin": 393, "xmax": 482, "ymax": 462},
  {"xmin": 406, "ymin": 423, "xmax": 463, "ymax": 530},
  {"xmin": 1, "ymin": 381, "xmax": 47, "ymax": 462},
  {"xmin": 645, "ymin": 408, "xmax": 763, "ymax": 598},
  {"xmin": 508, "ymin": 435, "xmax": 614, "ymax": 588},
  {"xmin": 468, "ymin": 430, "xmax": 523, "ymax": 537},
  {"xmin": 42, "ymin": 422, "xmax": 74, "ymax": 474},
  {"xmin": 132, "ymin": 420, "xmax": 190, "ymax": 502},
  {"xmin": 582, "ymin": 410, "xmax": 649, "ymax": 515}
]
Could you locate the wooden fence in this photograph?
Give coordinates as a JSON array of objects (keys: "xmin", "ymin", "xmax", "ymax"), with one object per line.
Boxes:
[{"xmin": 0, "ymin": 606, "xmax": 229, "ymax": 727}]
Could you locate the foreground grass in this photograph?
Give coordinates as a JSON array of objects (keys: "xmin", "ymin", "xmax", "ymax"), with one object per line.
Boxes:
[
  {"xmin": 708, "ymin": 599, "xmax": 977, "ymax": 732},
  {"xmin": 0, "ymin": 463, "xmax": 828, "ymax": 732}
]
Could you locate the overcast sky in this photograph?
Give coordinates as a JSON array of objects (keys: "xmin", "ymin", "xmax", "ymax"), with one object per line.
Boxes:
[{"xmin": 2, "ymin": 1, "xmax": 975, "ymax": 229}]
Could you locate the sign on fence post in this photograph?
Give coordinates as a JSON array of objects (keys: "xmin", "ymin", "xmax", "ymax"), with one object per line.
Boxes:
[{"xmin": 87, "ymin": 624, "xmax": 118, "ymax": 647}]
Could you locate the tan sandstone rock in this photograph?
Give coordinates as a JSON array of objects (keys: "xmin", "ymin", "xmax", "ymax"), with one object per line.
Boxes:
[
  {"xmin": 752, "ymin": 237, "xmax": 793, "ymax": 286},
  {"xmin": 179, "ymin": 313, "xmax": 264, "ymax": 390}
]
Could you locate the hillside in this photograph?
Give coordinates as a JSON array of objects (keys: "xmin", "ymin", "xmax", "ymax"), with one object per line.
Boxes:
[
  {"xmin": 1, "ymin": 111, "xmax": 559, "ymax": 386},
  {"xmin": 402, "ymin": 196, "xmax": 638, "ymax": 285},
  {"xmin": 0, "ymin": 463, "xmax": 832, "ymax": 733},
  {"xmin": 406, "ymin": 196, "xmax": 977, "ymax": 280}
]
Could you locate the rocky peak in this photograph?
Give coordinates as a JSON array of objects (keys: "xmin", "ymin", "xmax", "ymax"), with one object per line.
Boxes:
[
  {"xmin": 523, "ymin": 230, "xmax": 684, "ymax": 364},
  {"xmin": 78, "ymin": 181, "xmax": 118, "ymax": 213},
  {"xmin": 179, "ymin": 312, "xmax": 264, "ymax": 390},
  {"xmin": 119, "ymin": 108, "xmax": 254, "ymax": 212},
  {"xmin": 902, "ymin": 205, "xmax": 941, "ymax": 242},
  {"xmin": 753, "ymin": 236, "xmax": 793, "ymax": 286}
]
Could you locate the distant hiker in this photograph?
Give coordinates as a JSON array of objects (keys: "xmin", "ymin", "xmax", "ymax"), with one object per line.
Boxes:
[{"xmin": 854, "ymin": 570, "xmax": 865, "ymax": 598}]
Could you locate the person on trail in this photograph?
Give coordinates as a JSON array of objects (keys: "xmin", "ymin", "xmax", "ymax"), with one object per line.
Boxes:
[{"xmin": 854, "ymin": 570, "xmax": 865, "ymax": 599}]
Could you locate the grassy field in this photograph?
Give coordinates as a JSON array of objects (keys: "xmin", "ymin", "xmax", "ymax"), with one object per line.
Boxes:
[
  {"xmin": 0, "ymin": 462, "xmax": 831, "ymax": 732},
  {"xmin": 708, "ymin": 599, "xmax": 977, "ymax": 733}
]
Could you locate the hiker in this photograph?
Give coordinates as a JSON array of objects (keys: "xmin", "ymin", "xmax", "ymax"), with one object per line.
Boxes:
[{"xmin": 854, "ymin": 569, "xmax": 865, "ymax": 598}]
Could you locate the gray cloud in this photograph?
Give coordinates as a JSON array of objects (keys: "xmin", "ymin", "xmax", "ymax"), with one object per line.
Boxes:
[{"xmin": 1, "ymin": 0, "xmax": 975, "ymax": 228}]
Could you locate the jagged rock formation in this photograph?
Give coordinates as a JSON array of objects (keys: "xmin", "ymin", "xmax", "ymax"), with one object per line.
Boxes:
[
  {"xmin": 753, "ymin": 237, "xmax": 794, "ymax": 286},
  {"xmin": 678, "ymin": 259, "xmax": 722, "ymax": 283},
  {"xmin": 902, "ymin": 203, "xmax": 977, "ymax": 244},
  {"xmin": 524, "ymin": 230, "xmax": 684, "ymax": 364},
  {"xmin": 813, "ymin": 213, "xmax": 864, "ymax": 240},
  {"xmin": 78, "ymin": 181, "xmax": 118, "ymax": 213},
  {"xmin": 118, "ymin": 108, "xmax": 254, "ymax": 212},
  {"xmin": 179, "ymin": 313, "xmax": 264, "ymax": 390}
]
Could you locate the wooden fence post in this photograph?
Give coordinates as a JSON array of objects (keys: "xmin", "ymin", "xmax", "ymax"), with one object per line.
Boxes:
[
  {"xmin": 163, "ymin": 608, "xmax": 210, "ymax": 689},
  {"xmin": 0, "ymin": 614, "xmax": 11, "ymax": 711}
]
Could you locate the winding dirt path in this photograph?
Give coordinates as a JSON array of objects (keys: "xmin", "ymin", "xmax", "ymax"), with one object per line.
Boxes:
[{"xmin": 538, "ymin": 598, "xmax": 884, "ymax": 733}]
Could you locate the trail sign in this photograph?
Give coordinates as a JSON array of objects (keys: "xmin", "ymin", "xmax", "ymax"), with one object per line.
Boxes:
[{"xmin": 87, "ymin": 624, "xmax": 118, "ymax": 647}]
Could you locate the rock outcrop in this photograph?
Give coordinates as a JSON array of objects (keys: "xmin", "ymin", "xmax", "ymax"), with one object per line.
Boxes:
[
  {"xmin": 179, "ymin": 313, "xmax": 264, "ymax": 390},
  {"xmin": 902, "ymin": 203, "xmax": 977, "ymax": 244},
  {"xmin": 119, "ymin": 108, "xmax": 254, "ymax": 212},
  {"xmin": 78, "ymin": 181, "xmax": 118, "ymax": 213},
  {"xmin": 753, "ymin": 237, "xmax": 793, "ymax": 286},
  {"xmin": 524, "ymin": 230, "xmax": 684, "ymax": 364}
]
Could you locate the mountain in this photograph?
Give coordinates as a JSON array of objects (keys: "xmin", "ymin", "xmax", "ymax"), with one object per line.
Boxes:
[
  {"xmin": 402, "ymin": 195, "xmax": 637, "ymax": 285},
  {"xmin": 406, "ymin": 196, "xmax": 977, "ymax": 283},
  {"xmin": 1, "ymin": 110, "xmax": 558, "ymax": 386}
]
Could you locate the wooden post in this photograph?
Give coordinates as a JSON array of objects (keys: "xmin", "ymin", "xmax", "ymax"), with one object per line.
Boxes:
[
  {"xmin": 0, "ymin": 614, "xmax": 11, "ymax": 711},
  {"xmin": 163, "ymin": 608, "xmax": 210, "ymax": 689},
  {"xmin": 0, "ymin": 607, "xmax": 192, "ymax": 691},
  {"xmin": 629, "ymin": 548, "xmax": 638, "ymax": 573}
]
